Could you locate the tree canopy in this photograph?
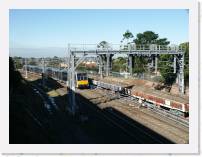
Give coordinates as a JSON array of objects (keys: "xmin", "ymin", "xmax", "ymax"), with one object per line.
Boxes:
[
  {"xmin": 97, "ymin": 41, "xmax": 110, "ymax": 49},
  {"xmin": 121, "ymin": 30, "xmax": 134, "ymax": 43},
  {"xmin": 133, "ymin": 31, "xmax": 170, "ymax": 45},
  {"xmin": 9, "ymin": 57, "xmax": 22, "ymax": 90},
  {"xmin": 131, "ymin": 31, "xmax": 171, "ymax": 79},
  {"xmin": 158, "ymin": 54, "xmax": 177, "ymax": 85},
  {"xmin": 112, "ymin": 57, "xmax": 127, "ymax": 72},
  {"xmin": 134, "ymin": 31, "xmax": 158, "ymax": 44},
  {"xmin": 12, "ymin": 57, "xmax": 23, "ymax": 69},
  {"xmin": 180, "ymin": 42, "xmax": 189, "ymax": 86}
]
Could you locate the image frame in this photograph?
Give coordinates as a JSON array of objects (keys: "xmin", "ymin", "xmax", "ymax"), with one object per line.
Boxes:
[{"xmin": 0, "ymin": 0, "xmax": 199, "ymax": 155}]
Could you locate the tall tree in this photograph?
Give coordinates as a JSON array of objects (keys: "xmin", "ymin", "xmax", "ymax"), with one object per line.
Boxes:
[
  {"xmin": 29, "ymin": 57, "xmax": 37, "ymax": 65},
  {"xmin": 156, "ymin": 38, "xmax": 170, "ymax": 45},
  {"xmin": 133, "ymin": 31, "xmax": 158, "ymax": 44},
  {"xmin": 180, "ymin": 42, "xmax": 189, "ymax": 86},
  {"xmin": 121, "ymin": 30, "xmax": 134, "ymax": 43},
  {"xmin": 13, "ymin": 56, "xmax": 23, "ymax": 69},
  {"xmin": 132, "ymin": 31, "xmax": 174, "ymax": 86},
  {"xmin": 97, "ymin": 41, "xmax": 110, "ymax": 49},
  {"xmin": 158, "ymin": 54, "xmax": 177, "ymax": 85},
  {"xmin": 9, "ymin": 57, "xmax": 22, "ymax": 90},
  {"xmin": 112, "ymin": 57, "xmax": 127, "ymax": 72}
]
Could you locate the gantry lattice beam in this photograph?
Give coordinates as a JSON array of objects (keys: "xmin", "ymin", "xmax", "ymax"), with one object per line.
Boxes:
[
  {"xmin": 67, "ymin": 44, "xmax": 185, "ymax": 115},
  {"xmin": 70, "ymin": 50, "xmax": 184, "ymax": 55}
]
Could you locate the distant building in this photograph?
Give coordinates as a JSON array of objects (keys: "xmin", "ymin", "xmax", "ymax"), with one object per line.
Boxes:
[
  {"xmin": 83, "ymin": 61, "xmax": 96, "ymax": 68},
  {"xmin": 60, "ymin": 62, "xmax": 68, "ymax": 68}
]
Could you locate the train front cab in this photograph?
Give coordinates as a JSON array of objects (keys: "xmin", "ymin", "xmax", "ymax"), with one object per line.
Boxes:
[{"xmin": 76, "ymin": 72, "xmax": 89, "ymax": 89}]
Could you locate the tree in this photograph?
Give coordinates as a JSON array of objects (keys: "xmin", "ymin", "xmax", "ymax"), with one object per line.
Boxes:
[
  {"xmin": 133, "ymin": 56, "xmax": 148, "ymax": 74},
  {"xmin": 13, "ymin": 56, "xmax": 23, "ymax": 69},
  {"xmin": 121, "ymin": 30, "xmax": 134, "ymax": 44},
  {"xmin": 29, "ymin": 57, "xmax": 37, "ymax": 65},
  {"xmin": 120, "ymin": 30, "xmax": 134, "ymax": 50},
  {"xmin": 158, "ymin": 54, "xmax": 177, "ymax": 85},
  {"xmin": 156, "ymin": 38, "xmax": 170, "ymax": 45},
  {"xmin": 133, "ymin": 31, "xmax": 174, "ymax": 85},
  {"xmin": 97, "ymin": 41, "xmax": 110, "ymax": 49},
  {"xmin": 133, "ymin": 31, "xmax": 158, "ymax": 74},
  {"xmin": 180, "ymin": 42, "xmax": 189, "ymax": 86},
  {"xmin": 134, "ymin": 31, "xmax": 158, "ymax": 44},
  {"xmin": 9, "ymin": 57, "xmax": 22, "ymax": 90},
  {"xmin": 47, "ymin": 56, "xmax": 61, "ymax": 68},
  {"xmin": 112, "ymin": 57, "xmax": 127, "ymax": 72}
]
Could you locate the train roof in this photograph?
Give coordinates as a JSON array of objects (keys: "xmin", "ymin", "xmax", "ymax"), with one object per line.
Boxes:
[
  {"xmin": 132, "ymin": 86, "xmax": 189, "ymax": 104},
  {"xmin": 27, "ymin": 65, "xmax": 88, "ymax": 74}
]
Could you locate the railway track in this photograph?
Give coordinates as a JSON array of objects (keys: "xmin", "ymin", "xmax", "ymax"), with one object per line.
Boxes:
[
  {"xmin": 78, "ymin": 88, "xmax": 188, "ymax": 143},
  {"xmin": 79, "ymin": 96, "xmax": 172, "ymax": 144},
  {"xmin": 24, "ymin": 71, "xmax": 189, "ymax": 127},
  {"xmin": 23, "ymin": 71, "xmax": 188, "ymax": 143},
  {"xmin": 117, "ymin": 94, "xmax": 189, "ymax": 128},
  {"xmin": 24, "ymin": 71, "xmax": 189, "ymax": 128},
  {"xmin": 103, "ymin": 107, "xmax": 172, "ymax": 143},
  {"xmin": 92, "ymin": 86, "xmax": 189, "ymax": 128}
]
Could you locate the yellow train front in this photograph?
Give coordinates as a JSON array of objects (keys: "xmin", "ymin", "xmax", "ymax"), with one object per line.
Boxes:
[{"xmin": 76, "ymin": 72, "xmax": 89, "ymax": 88}]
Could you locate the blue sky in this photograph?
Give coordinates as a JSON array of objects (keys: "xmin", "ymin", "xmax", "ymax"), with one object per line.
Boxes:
[{"xmin": 9, "ymin": 9, "xmax": 188, "ymax": 57}]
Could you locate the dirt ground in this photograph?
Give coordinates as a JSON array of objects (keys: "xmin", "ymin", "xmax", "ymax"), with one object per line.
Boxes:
[{"xmin": 89, "ymin": 75, "xmax": 189, "ymax": 97}]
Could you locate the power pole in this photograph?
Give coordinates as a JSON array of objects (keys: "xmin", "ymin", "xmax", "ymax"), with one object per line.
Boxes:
[
  {"xmin": 128, "ymin": 54, "xmax": 133, "ymax": 76},
  {"xmin": 155, "ymin": 55, "xmax": 158, "ymax": 74},
  {"xmin": 25, "ymin": 58, "xmax": 28, "ymax": 78},
  {"xmin": 67, "ymin": 44, "xmax": 76, "ymax": 115},
  {"xmin": 106, "ymin": 54, "xmax": 110, "ymax": 76},
  {"xmin": 42, "ymin": 58, "xmax": 45, "ymax": 87},
  {"xmin": 98, "ymin": 55, "xmax": 103, "ymax": 79},
  {"xmin": 173, "ymin": 55, "xmax": 176, "ymax": 73},
  {"xmin": 67, "ymin": 53, "xmax": 76, "ymax": 115},
  {"xmin": 178, "ymin": 53, "xmax": 185, "ymax": 94}
]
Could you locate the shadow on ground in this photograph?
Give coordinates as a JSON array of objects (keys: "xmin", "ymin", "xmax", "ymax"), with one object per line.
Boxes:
[{"xmin": 10, "ymin": 71, "xmax": 174, "ymax": 144}]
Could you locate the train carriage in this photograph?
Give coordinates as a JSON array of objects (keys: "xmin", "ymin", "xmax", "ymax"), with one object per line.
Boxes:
[{"xmin": 131, "ymin": 86, "xmax": 189, "ymax": 117}]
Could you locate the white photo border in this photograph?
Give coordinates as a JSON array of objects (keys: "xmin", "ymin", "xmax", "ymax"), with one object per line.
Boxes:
[{"xmin": 0, "ymin": 0, "xmax": 199, "ymax": 154}]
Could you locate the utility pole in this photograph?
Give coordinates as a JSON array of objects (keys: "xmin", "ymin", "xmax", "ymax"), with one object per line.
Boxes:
[
  {"xmin": 173, "ymin": 55, "xmax": 176, "ymax": 73},
  {"xmin": 67, "ymin": 44, "xmax": 77, "ymax": 115},
  {"xmin": 128, "ymin": 54, "xmax": 133, "ymax": 76},
  {"xmin": 178, "ymin": 54, "xmax": 185, "ymax": 94},
  {"xmin": 67, "ymin": 53, "xmax": 76, "ymax": 115},
  {"xmin": 155, "ymin": 55, "xmax": 158, "ymax": 74},
  {"xmin": 25, "ymin": 58, "xmax": 28, "ymax": 78},
  {"xmin": 42, "ymin": 58, "xmax": 45, "ymax": 87},
  {"xmin": 106, "ymin": 54, "xmax": 110, "ymax": 76},
  {"xmin": 98, "ymin": 55, "xmax": 103, "ymax": 79}
]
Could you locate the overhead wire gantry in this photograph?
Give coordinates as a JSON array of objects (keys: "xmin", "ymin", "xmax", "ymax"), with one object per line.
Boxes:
[{"xmin": 66, "ymin": 43, "xmax": 185, "ymax": 115}]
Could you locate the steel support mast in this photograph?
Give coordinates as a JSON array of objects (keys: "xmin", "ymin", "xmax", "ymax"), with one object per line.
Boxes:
[
  {"xmin": 42, "ymin": 58, "xmax": 45, "ymax": 87},
  {"xmin": 155, "ymin": 55, "xmax": 158, "ymax": 74},
  {"xmin": 98, "ymin": 55, "xmax": 103, "ymax": 78},
  {"xmin": 67, "ymin": 45, "xmax": 76, "ymax": 115},
  {"xmin": 178, "ymin": 54, "xmax": 185, "ymax": 94},
  {"xmin": 66, "ymin": 43, "xmax": 185, "ymax": 116}
]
